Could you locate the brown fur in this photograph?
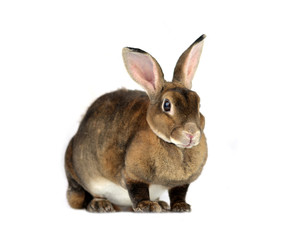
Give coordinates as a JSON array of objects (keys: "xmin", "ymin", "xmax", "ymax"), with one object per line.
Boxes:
[{"xmin": 65, "ymin": 35, "xmax": 208, "ymax": 213}]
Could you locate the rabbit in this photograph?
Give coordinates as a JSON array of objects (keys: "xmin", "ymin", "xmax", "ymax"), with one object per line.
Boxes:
[{"xmin": 65, "ymin": 34, "xmax": 208, "ymax": 213}]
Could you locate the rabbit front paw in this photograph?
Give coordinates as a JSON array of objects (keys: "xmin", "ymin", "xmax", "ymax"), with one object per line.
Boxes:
[
  {"xmin": 156, "ymin": 200, "xmax": 170, "ymax": 212},
  {"xmin": 86, "ymin": 198, "xmax": 115, "ymax": 213},
  {"xmin": 134, "ymin": 200, "xmax": 163, "ymax": 213},
  {"xmin": 171, "ymin": 202, "xmax": 191, "ymax": 212}
]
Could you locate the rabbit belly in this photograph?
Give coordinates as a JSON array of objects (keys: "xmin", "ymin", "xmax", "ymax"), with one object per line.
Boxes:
[{"xmin": 88, "ymin": 177, "xmax": 167, "ymax": 206}]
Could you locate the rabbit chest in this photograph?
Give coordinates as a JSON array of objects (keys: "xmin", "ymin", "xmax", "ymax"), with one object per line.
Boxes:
[{"xmin": 124, "ymin": 130, "xmax": 207, "ymax": 188}]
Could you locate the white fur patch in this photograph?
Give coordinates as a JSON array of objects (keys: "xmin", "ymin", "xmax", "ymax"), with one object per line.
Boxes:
[
  {"xmin": 149, "ymin": 184, "xmax": 168, "ymax": 200},
  {"xmin": 88, "ymin": 177, "xmax": 167, "ymax": 206}
]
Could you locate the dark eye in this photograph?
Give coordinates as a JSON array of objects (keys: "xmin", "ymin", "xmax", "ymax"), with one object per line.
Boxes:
[{"xmin": 163, "ymin": 99, "xmax": 171, "ymax": 112}]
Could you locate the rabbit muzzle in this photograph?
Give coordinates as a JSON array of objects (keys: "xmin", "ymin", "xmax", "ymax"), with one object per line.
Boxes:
[{"xmin": 170, "ymin": 123, "xmax": 201, "ymax": 149}]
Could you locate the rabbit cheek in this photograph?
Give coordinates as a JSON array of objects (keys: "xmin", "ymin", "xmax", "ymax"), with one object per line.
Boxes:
[{"xmin": 146, "ymin": 108, "xmax": 173, "ymax": 143}]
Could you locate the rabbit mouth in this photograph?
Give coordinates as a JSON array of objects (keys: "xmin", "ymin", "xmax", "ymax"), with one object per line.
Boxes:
[
  {"xmin": 172, "ymin": 140, "xmax": 198, "ymax": 149},
  {"xmin": 177, "ymin": 141, "xmax": 199, "ymax": 149}
]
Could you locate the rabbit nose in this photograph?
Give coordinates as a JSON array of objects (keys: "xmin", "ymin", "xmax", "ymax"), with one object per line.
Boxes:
[
  {"xmin": 184, "ymin": 130, "xmax": 201, "ymax": 144},
  {"xmin": 185, "ymin": 133, "xmax": 193, "ymax": 141}
]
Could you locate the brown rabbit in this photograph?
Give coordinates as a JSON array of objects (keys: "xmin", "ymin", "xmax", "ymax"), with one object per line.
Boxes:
[{"xmin": 65, "ymin": 35, "xmax": 208, "ymax": 213}]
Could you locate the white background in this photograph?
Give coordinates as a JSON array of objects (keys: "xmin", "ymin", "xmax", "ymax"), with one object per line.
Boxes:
[{"xmin": 1, "ymin": 0, "xmax": 286, "ymax": 239}]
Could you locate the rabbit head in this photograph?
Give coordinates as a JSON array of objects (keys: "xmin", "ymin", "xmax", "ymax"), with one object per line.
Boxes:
[{"xmin": 122, "ymin": 35, "xmax": 206, "ymax": 149}]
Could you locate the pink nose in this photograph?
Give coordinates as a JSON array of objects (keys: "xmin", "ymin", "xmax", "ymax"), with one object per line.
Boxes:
[{"xmin": 185, "ymin": 133, "xmax": 193, "ymax": 141}]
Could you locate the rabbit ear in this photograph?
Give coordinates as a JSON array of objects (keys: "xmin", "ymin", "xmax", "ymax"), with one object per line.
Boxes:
[
  {"xmin": 122, "ymin": 47, "xmax": 164, "ymax": 101},
  {"xmin": 172, "ymin": 34, "xmax": 206, "ymax": 89}
]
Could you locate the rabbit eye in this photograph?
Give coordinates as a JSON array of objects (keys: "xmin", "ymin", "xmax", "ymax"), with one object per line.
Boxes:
[{"xmin": 163, "ymin": 99, "xmax": 171, "ymax": 112}]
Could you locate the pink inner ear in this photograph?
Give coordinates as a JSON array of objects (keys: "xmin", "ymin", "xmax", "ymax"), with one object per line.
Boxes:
[
  {"xmin": 185, "ymin": 41, "xmax": 203, "ymax": 86},
  {"xmin": 128, "ymin": 53, "xmax": 155, "ymax": 90}
]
